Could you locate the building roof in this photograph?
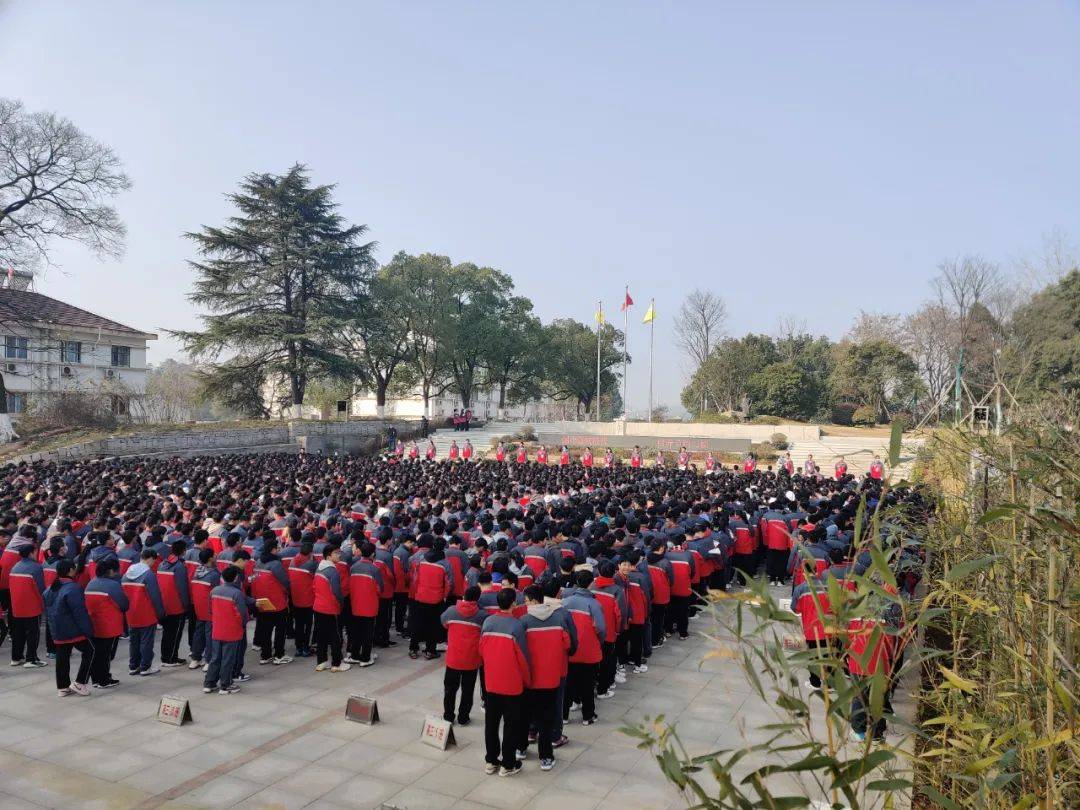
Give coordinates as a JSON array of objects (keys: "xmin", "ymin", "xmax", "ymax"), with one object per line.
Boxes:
[{"xmin": 0, "ymin": 288, "xmax": 156, "ymax": 339}]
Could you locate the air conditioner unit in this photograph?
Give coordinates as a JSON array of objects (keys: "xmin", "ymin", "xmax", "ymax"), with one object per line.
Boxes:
[
  {"xmin": 5, "ymin": 363, "xmax": 14, "ymax": 373},
  {"xmin": 105, "ymin": 369, "xmax": 115, "ymax": 379},
  {"xmin": 62, "ymin": 366, "xmax": 72, "ymax": 377}
]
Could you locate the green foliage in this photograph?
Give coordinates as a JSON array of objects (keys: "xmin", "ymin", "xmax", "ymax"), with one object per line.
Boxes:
[
  {"xmin": 747, "ymin": 361, "xmax": 817, "ymax": 420},
  {"xmin": 173, "ymin": 165, "xmax": 375, "ymax": 412},
  {"xmin": 682, "ymin": 334, "xmax": 778, "ymax": 416},
  {"xmin": 770, "ymin": 432, "xmax": 789, "ymax": 450},
  {"xmin": 542, "ymin": 319, "xmax": 625, "ymax": 417},
  {"xmin": 831, "ymin": 402, "xmax": 858, "ymax": 426},
  {"xmin": 829, "ymin": 339, "xmax": 922, "ymax": 423},
  {"xmin": 749, "ymin": 414, "xmax": 783, "ymax": 425},
  {"xmin": 851, "ymin": 405, "xmax": 877, "ymax": 426},
  {"xmin": 1004, "ymin": 269, "xmax": 1080, "ymax": 396}
]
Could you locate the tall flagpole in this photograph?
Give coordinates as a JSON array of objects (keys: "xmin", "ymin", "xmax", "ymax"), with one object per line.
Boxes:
[
  {"xmin": 622, "ymin": 286, "xmax": 629, "ymax": 420},
  {"xmin": 648, "ymin": 297, "xmax": 655, "ymax": 422},
  {"xmin": 595, "ymin": 300, "xmax": 602, "ymax": 422}
]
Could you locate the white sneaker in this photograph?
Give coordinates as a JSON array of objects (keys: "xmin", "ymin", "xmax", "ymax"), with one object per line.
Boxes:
[
  {"xmin": 71, "ymin": 682, "xmax": 91, "ymax": 696},
  {"xmin": 540, "ymin": 757, "xmax": 554, "ymax": 771},
  {"xmin": 614, "ymin": 673, "xmax": 627, "ymax": 684},
  {"xmin": 357, "ymin": 659, "xmax": 375, "ymax": 667},
  {"xmin": 202, "ymin": 663, "xmax": 209, "ymax": 672},
  {"xmin": 343, "ymin": 656, "xmax": 362, "ymax": 664},
  {"xmin": 315, "ymin": 662, "xmax": 329, "ymax": 672},
  {"xmin": 273, "ymin": 656, "xmax": 293, "ymax": 665},
  {"xmin": 10, "ymin": 659, "xmax": 25, "ymax": 667},
  {"xmin": 331, "ymin": 663, "xmax": 352, "ymax": 672},
  {"xmin": 597, "ymin": 689, "xmax": 616, "ymax": 700},
  {"xmin": 484, "ymin": 762, "xmax": 498, "ymax": 775},
  {"xmin": 188, "ymin": 659, "xmax": 203, "ymax": 670},
  {"xmin": 633, "ymin": 664, "xmax": 648, "ymax": 674},
  {"xmin": 57, "ymin": 688, "xmax": 71, "ymax": 697},
  {"xmin": 140, "ymin": 666, "xmax": 161, "ymax": 676}
]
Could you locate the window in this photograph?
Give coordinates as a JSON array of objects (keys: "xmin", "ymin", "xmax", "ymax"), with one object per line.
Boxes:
[
  {"xmin": 5, "ymin": 392, "xmax": 26, "ymax": 414},
  {"xmin": 110, "ymin": 395, "xmax": 128, "ymax": 416},
  {"xmin": 110, "ymin": 345, "xmax": 131, "ymax": 367},
  {"xmin": 60, "ymin": 341, "xmax": 82, "ymax": 364},
  {"xmin": 4, "ymin": 336, "xmax": 27, "ymax": 360}
]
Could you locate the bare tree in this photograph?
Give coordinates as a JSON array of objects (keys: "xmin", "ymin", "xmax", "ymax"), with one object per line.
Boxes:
[
  {"xmin": 901, "ymin": 303, "xmax": 956, "ymax": 415},
  {"xmin": 932, "ymin": 255, "xmax": 1002, "ymax": 352},
  {"xmin": 844, "ymin": 310, "xmax": 904, "ymax": 345},
  {"xmin": 674, "ymin": 289, "xmax": 726, "ymax": 369},
  {"xmin": 0, "ymin": 97, "xmax": 130, "ymax": 269}
]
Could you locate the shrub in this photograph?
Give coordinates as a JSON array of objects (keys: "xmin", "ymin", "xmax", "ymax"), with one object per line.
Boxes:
[
  {"xmin": 831, "ymin": 401, "xmax": 858, "ymax": 425},
  {"xmin": 22, "ymin": 393, "xmax": 118, "ymax": 431},
  {"xmin": 851, "ymin": 405, "xmax": 877, "ymax": 426},
  {"xmin": 695, "ymin": 412, "xmax": 740, "ymax": 424},
  {"xmin": 770, "ymin": 432, "xmax": 789, "ymax": 450},
  {"xmin": 514, "ymin": 425, "xmax": 537, "ymax": 442},
  {"xmin": 749, "ymin": 414, "xmax": 783, "ymax": 425},
  {"xmin": 891, "ymin": 410, "xmax": 914, "ymax": 431}
]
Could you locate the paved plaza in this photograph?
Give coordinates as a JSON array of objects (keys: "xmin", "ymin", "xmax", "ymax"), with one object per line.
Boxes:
[{"xmin": 0, "ymin": 603, "xmax": 793, "ymax": 810}]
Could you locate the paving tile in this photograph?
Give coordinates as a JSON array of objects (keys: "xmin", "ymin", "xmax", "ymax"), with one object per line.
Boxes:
[
  {"xmin": 236, "ymin": 752, "xmax": 306, "ymax": 784},
  {"xmin": 464, "ymin": 774, "xmax": 540, "ymax": 809},
  {"xmin": 355, "ymin": 750, "xmax": 438, "ymax": 784},
  {"xmin": 523, "ymin": 789, "xmax": 602, "ymax": 810},
  {"xmin": 174, "ymin": 774, "xmax": 264, "ymax": 806},
  {"xmin": 269, "ymin": 763, "xmax": 350, "ymax": 799},
  {"xmin": 385, "ymin": 785, "xmax": 460, "ymax": 810},
  {"xmin": 414, "ymin": 761, "xmax": 488, "ymax": 798},
  {"xmin": 320, "ymin": 773, "xmax": 401, "ymax": 808},
  {"xmin": 272, "ymin": 730, "xmax": 347, "ymax": 761},
  {"xmin": 234, "ymin": 784, "xmax": 313, "ymax": 810},
  {"xmin": 550, "ymin": 763, "xmax": 624, "ymax": 798}
]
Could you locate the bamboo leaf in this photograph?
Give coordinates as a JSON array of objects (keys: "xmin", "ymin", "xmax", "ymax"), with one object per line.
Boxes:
[
  {"xmin": 868, "ymin": 778, "xmax": 912, "ymax": 791},
  {"xmin": 938, "ymin": 665, "xmax": 978, "ymax": 693},
  {"xmin": 944, "ymin": 555, "xmax": 1001, "ymax": 583}
]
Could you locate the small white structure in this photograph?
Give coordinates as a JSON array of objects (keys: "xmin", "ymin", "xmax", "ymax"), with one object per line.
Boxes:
[{"xmin": 0, "ymin": 286, "xmax": 157, "ymax": 430}]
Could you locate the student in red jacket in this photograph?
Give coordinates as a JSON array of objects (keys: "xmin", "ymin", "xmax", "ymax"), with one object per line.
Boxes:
[
  {"xmin": 479, "ymin": 588, "xmax": 531, "ymax": 777},
  {"xmin": 9, "ymin": 543, "xmax": 46, "ymax": 667},
  {"xmin": 313, "ymin": 544, "xmax": 349, "ymax": 672},
  {"xmin": 157, "ymin": 540, "xmax": 191, "ymax": 667},
  {"xmin": 188, "ymin": 547, "xmax": 220, "ymax": 668},
  {"xmin": 409, "ymin": 536, "xmax": 452, "ymax": 660},
  {"xmin": 590, "ymin": 560, "xmax": 624, "ymax": 699},
  {"xmin": 346, "ymin": 541, "xmax": 382, "ymax": 667},
  {"xmin": 440, "ymin": 585, "xmax": 485, "ymax": 725},
  {"xmin": 792, "ymin": 577, "xmax": 836, "ymax": 691},
  {"xmin": 287, "ymin": 541, "xmax": 317, "ymax": 658},
  {"xmin": 252, "ymin": 538, "xmax": 292, "ymax": 665},
  {"xmin": 122, "ymin": 548, "xmax": 165, "ymax": 676},
  {"xmin": 204, "ymin": 566, "xmax": 252, "ymax": 695},
  {"xmin": 84, "ymin": 557, "xmax": 128, "ymax": 688},
  {"xmin": 519, "ymin": 585, "xmax": 573, "ymax": 771}
]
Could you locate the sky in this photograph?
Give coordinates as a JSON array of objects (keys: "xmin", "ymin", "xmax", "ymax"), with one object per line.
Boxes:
[{"xmin": 2, "ymin": 1, "xmax": 1079, "ymax": 416}]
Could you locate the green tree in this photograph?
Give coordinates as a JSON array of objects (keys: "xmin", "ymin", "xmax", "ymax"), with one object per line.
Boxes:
[
  {"xmin": 1005, "ymin": 269, "xmax": 1080, "ymax": 396},
  {"xmin": 390, "ymin": 252, "xmax": 455, "ymax": 416},
  {"xmin": 746, "ymin": 361, "xmax": 816, "ymax": 420},
  {"xmin": 775, "ymin": 332, "xmax": 834, "ymax": 418},
  {"xmin": 483, "ymin": 296, "xmax": 546, "ymax": 416},
  {"xmin": 829, "ymin": 339, "xmax": 922, "ymax": 424},
  {"xmin": 438, "ymin": 264, "xmax": 514, "ymax": 409},
  {"xmin": 335, "ymin": 262, "xmax": 417, "ymax": 416},
  {"xmin": 175, "ymin": 165, "xmax": 374, "ymax": 418},
  {"xmin": 681, "ymin": 334, "xmax": 778, "ymax": 417},
  {"xmin": 542, "ymin": 319, "xmax": 624, "ymax": 418}
]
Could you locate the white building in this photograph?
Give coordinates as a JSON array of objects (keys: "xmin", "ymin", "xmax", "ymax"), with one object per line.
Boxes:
[
  {"xmin": 350, "ymin": 386, "xmax": 573, "ymax": 422},
  {"xmin": 0, "ymin": 286, "xmax": 157, "ymax": 418}
]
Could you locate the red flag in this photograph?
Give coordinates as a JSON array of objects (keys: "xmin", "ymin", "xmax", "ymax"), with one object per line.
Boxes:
[{"xmin": 621, "ymin": 289, "xmax": 634, "ymax": 311}]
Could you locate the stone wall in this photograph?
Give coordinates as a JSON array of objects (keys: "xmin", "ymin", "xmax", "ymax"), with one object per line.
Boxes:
[
  {"xmin": 11, "ymin": 419, "xmax": 416, "ymax": 464},
  {"xmin": 538, "ymin": 420, "xmax": 821, "ymax": 442}
]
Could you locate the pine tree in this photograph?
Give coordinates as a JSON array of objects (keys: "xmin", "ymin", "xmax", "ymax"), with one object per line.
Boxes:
[{"xmin": 174, "ymin": 165, "xmax": 374, "ymax": 417}]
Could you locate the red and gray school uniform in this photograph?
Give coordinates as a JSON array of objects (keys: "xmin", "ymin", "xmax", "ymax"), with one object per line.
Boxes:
[
  {"xmin": 122, "ymin": 562, "xmax": 165, "ymax": 673},
  {"xmin": 479, "ymin": 612, "xmax": 531, "ymax": 695},
  {"xmin": 87, "ymin": 545, "xmax": 119, "ymax": 580},
  {"xmin": 251, "ymin": 557, "xmax": 290, "ymax": 613},
  {"xmin": 589, "ymin": 576, "xmax": 625, "ymax": 643},
  {"xmin": 561, "ymin": 588, "xmax": 605, "ymax": 665},
  {"xmin": 9, "ymin": 557, "xmax": 46, "ymax": 619},
  {"xmin": 44, "ymin": 578, "xmax": 94, "ymax": 644},
  {"xmin": 157, "ymin": 556, "xmax": 191, "ymax": 617},
  {"xmin": 205, "ymin": 581, "xmax": 252, "ymax": 689},
  {"xmin": 478, "ymin": 586, "xmax": 526, "ymax": 618},
  {"xmin": 440, "ymin": 598, "xmax": 486, "ymax": 722},
  {"xmin": 85, "ymin": 575, "xmax": 129, "ymax": 640},
  {"xmin": 520, "ymin": 602, "xmax": 574, "ymax": 689},
  {"xmin": 189, "ymin": 564, "xmax": 221, "ymax": 662}
]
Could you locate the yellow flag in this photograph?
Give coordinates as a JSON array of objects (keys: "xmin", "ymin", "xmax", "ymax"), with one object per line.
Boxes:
[
  {"xmin": 642, "ymin": 302, "xmax": 655, "ymax": 324},
  {"xmin": 595, "ymin": 308, "xmax": 605, "ymax": 325}
]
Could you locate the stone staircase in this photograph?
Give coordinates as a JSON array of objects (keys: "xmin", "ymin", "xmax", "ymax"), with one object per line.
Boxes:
[
  {"xmin": 786, "ymin": 434, "xmax": 924, "ymax": 479},
  {"xmin": 428, "ymin": 420, "xmax": 518, "ymax": 458}
]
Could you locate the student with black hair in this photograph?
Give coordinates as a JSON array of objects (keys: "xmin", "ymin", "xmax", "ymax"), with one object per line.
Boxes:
[
  {"xmin": 287, "ymin": 540, "xmax": 317, "ymax": 658},
  {"xmin": 203, "ymin": 565, "xmax": 251, "ymax": 695},
  {"xmin": 188, "ymin": 546, "xmax": 220, "ymax": 668},
  {"xmin": 158, "ymin": 539, "xmax": 191, "ymax": 667},
  {"xmin": 479, "ymin": 587, "xmax": 531, "ymax": 777},
  {"xmin": 44, "ymin": 558, "xmax": 95, "ymax": 696},
  {"xmin": 441, "ymin": 584, "xmax": 485, "ymax": 725},
  {"xmin": 252, "ymin": 537, "xmax": 292, "ymax": 665},
  {"xmin": 84, "ymin": 556, "xmax": 127, "ymax": 687}
]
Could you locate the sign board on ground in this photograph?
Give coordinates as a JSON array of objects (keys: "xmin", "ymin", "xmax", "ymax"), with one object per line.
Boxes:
[
  {"xmin": 420, "ymin": 715, "xmax": 456, "ymax": 750},
  {"xmin": 157, "ymin": 695, "xmax": 193, "ymax": 726},
  {"xmin": 345, "ymin": 694, "xmax": 380, "ymax": 724}
]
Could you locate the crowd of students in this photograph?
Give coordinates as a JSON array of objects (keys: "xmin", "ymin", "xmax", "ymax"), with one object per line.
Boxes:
[{"xmin": 0, "ymin": 444, "xmax": 924, "ymax": 771}]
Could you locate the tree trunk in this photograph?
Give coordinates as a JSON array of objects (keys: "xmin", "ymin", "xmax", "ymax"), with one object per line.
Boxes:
[{"xmin": 0, "ymin": 373, "xmax": 13, "ymax": 443}]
